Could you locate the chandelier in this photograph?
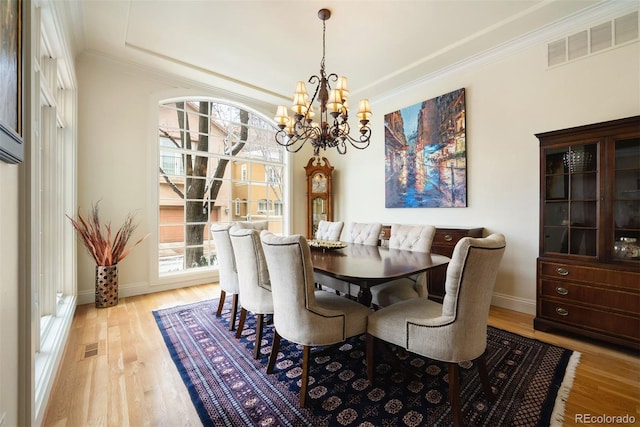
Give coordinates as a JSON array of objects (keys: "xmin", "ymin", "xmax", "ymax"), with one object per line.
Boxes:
[{"xmin": 273, "ymin": 8, "xmax": 372, "ymax": 156}]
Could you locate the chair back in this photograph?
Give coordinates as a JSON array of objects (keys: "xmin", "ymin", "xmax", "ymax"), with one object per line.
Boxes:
[
  {"xmin": 260, "ymin": 232, "xmax": 349, "ymax": 346},
  {"xmin": 211, "ymin": 224, "xmax": 239, "ymax": 294},
  {"xmin": 315, "ymin": 220, "xmax": 344, "ymax": 241},
  {"xmin": 407, "ymin": 233, "xmax": 506, "ymax": 361},
  {"xmin": 235, "ymin": 220, "xmax": 269, "ymax": 231},
  {"xmin": 344, "ymin": 222, "xmax": 382, "ymax": 245},
  {"xmin": 389, "ymin": 224, "xmax": 436, "ymax": 252},
  {"xmin": 229, "ymin": 227, "xmax": 273, "ymax": 314}
]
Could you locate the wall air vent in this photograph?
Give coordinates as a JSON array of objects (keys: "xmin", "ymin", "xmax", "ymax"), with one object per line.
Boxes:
[{"xmin": 547, "ymin": 11, "xmax": 638, "ymax": 68}]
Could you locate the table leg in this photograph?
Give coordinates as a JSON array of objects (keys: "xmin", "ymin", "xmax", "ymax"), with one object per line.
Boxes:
[{"xmin": 357, "ymin": 284, "xmax": 372, "ymax": 307}]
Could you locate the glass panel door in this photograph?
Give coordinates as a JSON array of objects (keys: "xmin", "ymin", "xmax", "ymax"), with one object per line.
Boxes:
[
  {"xmin": 543, "ymin": 143, "xmax": 598, "ymax": 256},
  {"xmin": 613, "ymin": 137, "xmax": 640, "ymax": 260}
]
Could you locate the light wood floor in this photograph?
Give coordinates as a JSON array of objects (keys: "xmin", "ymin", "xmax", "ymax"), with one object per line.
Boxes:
[{"xmin": 43, "ymin": 283, "xmax": 639, "ymax": 427}]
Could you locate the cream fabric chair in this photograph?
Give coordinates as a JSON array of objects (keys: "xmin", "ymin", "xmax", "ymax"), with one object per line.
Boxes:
[
  {"xmin": 366, "ymin": 234, "xmax": 506, "ymax": 427},
  {"xmin": 344, "ymin": 222, "xmax": 382, "ymax": 245},
  {"xmin": 317, "ymin": 222, "xmax": 382, "ymax": 297},
  {"xmin": 229, "ymin": 227, "xmax": 274, "ymax": 359},
  {"xmin": 313, "ymin": 220, "xmax": 344, "ymax": 292},
  {"xmin": 235, "ymin": 220, "xmax": 269, "ymax": 231},
  {"xmin": 315, "ymin": 220, "xmax": 344, "ymax": 241},
  {"xmin": 210, "ymin": 224, "xmax": 240, "ymax": 331},
  {"xmin": 260, "ymin": 231, "xmax": 370, "ymax": 407},
  {"xmin": 370, "ymin": 224, "xmax": 436, "ymax": 307}
]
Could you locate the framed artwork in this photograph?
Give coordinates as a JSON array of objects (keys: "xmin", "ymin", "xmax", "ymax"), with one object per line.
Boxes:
[
  {"xmin": 0, "ymin": 0, "xmax": 24, "ymax": 164},
  {"xmin": 384, "ymin": 88, "xmax": 466, "ymax": 208}
]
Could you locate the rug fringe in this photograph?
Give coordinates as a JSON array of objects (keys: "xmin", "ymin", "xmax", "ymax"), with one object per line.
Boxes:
[{"xmin": 550, "ymin": 350, "xmax": 581, "ymax": 426}]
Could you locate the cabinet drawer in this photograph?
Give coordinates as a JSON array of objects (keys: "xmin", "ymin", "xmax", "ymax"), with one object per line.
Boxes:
[
  {"xmin": 539, "ymin": 261, "xmax": 640, "ymax": 291},
  {"xmin": 432, "ymin": 228, "xmax": 483, "ymax": 257},
  {"xmin": 539, "ymin": 299, "xmax": 640, "ymax": 342},
  {"xmin": 540, "ymin": 280, "xmax": 640, "ymax": 314},
  {"xmin": 433, "ymin": 229, "xmax": 480, "ymax": 245}
]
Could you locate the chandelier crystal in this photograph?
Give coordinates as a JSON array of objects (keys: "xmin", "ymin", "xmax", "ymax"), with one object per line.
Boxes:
[{"xmin": 274, "ymin": 8, "xmax": 372, "ymax": 156}]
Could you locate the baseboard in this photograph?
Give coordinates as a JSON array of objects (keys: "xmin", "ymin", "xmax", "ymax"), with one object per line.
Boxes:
[
  {"xmin": 491, "ymin": 292, "xmax": 536, "ymax": 316},
  {"xmin": 77, "ymin": 279, "xmax": 210, "ymax": 306}
]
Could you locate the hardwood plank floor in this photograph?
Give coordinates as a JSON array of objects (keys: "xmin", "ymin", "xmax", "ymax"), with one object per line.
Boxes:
[{"xmin": 43, "ymin": 284, "xmax": 639, "ymax": 426}]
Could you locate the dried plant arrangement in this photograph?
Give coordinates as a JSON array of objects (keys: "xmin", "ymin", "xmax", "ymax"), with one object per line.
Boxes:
[{"xmin": 67, "ymin": 201, "xmax": 150, "ymax": 266}]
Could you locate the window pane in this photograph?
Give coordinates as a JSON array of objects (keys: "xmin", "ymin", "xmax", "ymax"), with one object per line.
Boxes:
[{"xmin": 158, "ymin": 99, "xmax": 285, "ymax": 274}]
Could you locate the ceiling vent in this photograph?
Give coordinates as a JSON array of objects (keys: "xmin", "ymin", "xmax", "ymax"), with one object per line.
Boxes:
[{"xmin": 547, "ymin": 11, "xmax": 638, "ymax": 68}]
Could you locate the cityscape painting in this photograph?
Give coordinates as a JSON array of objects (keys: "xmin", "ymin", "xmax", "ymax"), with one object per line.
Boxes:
[{"xmin": 384, "ymin": 88, "xmax": 467, "ymax": 208}]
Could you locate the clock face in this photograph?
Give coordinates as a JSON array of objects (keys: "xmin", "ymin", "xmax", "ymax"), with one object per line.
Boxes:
[{"xmin": 312, "ymin": 173, "xmax": 327, "ymax": 193}]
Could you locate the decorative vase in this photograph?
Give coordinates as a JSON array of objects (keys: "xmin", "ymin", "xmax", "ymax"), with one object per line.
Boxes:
[{"xmin": 95, "ymin": 265, "xmax": 118, "ymax": 308}]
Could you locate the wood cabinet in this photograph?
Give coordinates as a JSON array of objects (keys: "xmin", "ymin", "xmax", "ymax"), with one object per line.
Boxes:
[
  {"xmin": 535, "ymin": 116, "xmax": 640, "ymax": 349},
  {"xmin": 304, "ymin": 157, "xmax": 334, "ymax": 239},
  {"xmin": 428, "ymin": 227, "xmax": 483, "ymax": 302}
]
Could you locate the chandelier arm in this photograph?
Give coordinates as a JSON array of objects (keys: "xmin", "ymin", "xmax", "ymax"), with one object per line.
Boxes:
[
  {"xmin": 307, "ymin": 75, "xmax": 322, "ymax": 108},
  {"xmin": 275, "ymin": 130, "xmax": 300, "ymax": 148}
]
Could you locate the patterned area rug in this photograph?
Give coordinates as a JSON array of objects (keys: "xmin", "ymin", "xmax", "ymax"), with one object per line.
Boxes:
[{"xmin": 153, "ymin": 299, "xmax": 580, "ymax": 427}]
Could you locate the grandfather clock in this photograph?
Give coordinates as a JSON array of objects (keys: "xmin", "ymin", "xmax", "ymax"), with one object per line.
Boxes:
[{"xmin": 304, "ymin": 156, "xmax": 334, "ymax": 239}]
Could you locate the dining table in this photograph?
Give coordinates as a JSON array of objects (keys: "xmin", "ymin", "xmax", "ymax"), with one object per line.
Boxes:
[{"xmin": 309, "ymin": 241, "xmax": 450, "ymax": 306}]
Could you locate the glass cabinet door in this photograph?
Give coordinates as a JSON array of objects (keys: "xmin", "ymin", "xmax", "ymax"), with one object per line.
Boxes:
[
  {"xmin": 543, "ymin": 143, "xmax": 598, "ymax": 256},
  {"xmin": 613, "ymin": 137, "xmax": 640, "ymax": 260},
  {"xmin": 311, "ymin": 196, "xmax": 327, "ymax": 237}
]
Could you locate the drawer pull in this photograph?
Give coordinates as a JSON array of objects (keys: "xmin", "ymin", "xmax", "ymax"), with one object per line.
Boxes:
[
  {"xmin": 444, "ymin": 234, "xmax": 453, "ymax": 242},
  {"xmin": 555, "ymin": 286, "xmax": 569, "ymax": 296},
  {"xmin": 555, "ymin": 267, "xmax": 569, "ymax": 276},
  {"xmin": 555, "ymin": 307, "xmax": 569, "ymax": 316}
]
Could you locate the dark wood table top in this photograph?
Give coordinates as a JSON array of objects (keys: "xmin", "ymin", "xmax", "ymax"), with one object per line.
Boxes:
[{"xmin": 310, "ymin": 242, "xmax": 450, "ymax": 287}]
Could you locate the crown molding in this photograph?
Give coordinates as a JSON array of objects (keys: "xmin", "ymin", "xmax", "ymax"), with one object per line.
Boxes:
[{"xmin": 375, "ymin": 0, "xmax": 638, "ymax": 104}]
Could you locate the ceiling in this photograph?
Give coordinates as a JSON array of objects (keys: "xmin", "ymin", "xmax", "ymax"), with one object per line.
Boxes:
[{"xmin": 65, "ymin": 0, "xmax": 605, "ymax": 107}]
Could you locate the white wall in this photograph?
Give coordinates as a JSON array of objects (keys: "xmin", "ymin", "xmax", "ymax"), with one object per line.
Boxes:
[
  {"xmin": 301, "ymin": 34, "xmax": 639, "ymax": 313},
  {"xmin": 75, "ymin": 55, "xmax": 278, "ymax": 303},
  {"xmin": 0, "ymin": 164, "xmax": 19, "ymax": 427}
]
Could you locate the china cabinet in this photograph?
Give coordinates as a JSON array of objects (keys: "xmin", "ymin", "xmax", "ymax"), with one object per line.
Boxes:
[
  {"xmin": 305, "ymin": 157, "xmax": 334, "ymax": 239},
  {"xmin": 535, "ymin": 116, "xmax": 640, "ymax": 349}
]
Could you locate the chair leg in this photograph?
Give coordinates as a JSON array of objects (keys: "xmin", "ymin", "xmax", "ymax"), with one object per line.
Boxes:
[
  {"xmin": 253, "ymin": 314, "xmax": 265, "ymax": 359},
  {"xmin": 229, "ymin": 294, "xmax": 239, "ymax": 331},
  {"xmin": 448, "ymin": 363, "xmax": 463, "ymax": 427},
  {"xmin": 216, "ymin": 290, "xmax": 226, "ymax": 317},
  {"xmin": 300, "ymin": 345, "xmax": 310, "ymax": 408},
  {"xmin": 476, "ymin": 353, "xmax": 496, "ymax": 402},
  {"xmin": 266, "ymin": 331, "xmax": 281, "ymax": 374},
  {"xmin": 366, "ymin": 333, "xmax": 376, "ymax": 383},
  {"xmin": 235, "ymin": 308, "xmax": 247, "ymax": 339}
]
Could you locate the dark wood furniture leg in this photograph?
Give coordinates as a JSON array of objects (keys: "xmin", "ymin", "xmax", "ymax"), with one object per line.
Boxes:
[
  {"xmin": 253, "ymin": 314, "xmax": 264, "ymax": 359},
  {"xmin": 235, "ymin": 308, "xmax": 247, "ymax": 339},
  {"xmin": 216, "ymin": 290, "xmax": 226, "ymax": 317},
  {"xmin": 448, "ymin": 363, "xmax": 462, "ymax": 427},
  {"xmin": 266, "ymin": 330, "xmax": 281, "ymax": 374}
]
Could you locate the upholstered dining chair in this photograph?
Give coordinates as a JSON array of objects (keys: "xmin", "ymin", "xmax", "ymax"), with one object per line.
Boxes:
[
  {"xmin": 369, "ymin": 224, "xmax": 436, "ymax": 307},
  {"xmin": 229, "ymin": 227, "xmax": 274, "ymax": 359},
  {"xmin": 260, "ymin": 231, "xmax": 370, "ymax": 407},
  {"xmin": 316, "ymin": 221, "xmax": 382, "ymax": 297},
  {"xmin": 210, "ymin": 224, "xmax": 240, "ymax": 331},
  {"xmin": 366, "ymin": 234, "xmax": 506, "ymax": 427},
  {"xmin": 315, "ymin": 220, "xmax": 344, "ymax": 241},
  {"xmin": 344, "ymin": 222, "xmax": 382, "ymax": 245},
  {"xmin": 235, "ymin": 220, "xmax": 269, "ymax": 231}
]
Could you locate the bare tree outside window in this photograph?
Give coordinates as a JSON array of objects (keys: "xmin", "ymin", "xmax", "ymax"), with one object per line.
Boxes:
[{"xmin": 158, "ymin": 100, "xmax": 284, "ymax": 273}]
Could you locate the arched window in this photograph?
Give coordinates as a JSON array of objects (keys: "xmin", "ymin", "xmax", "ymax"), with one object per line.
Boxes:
[{"xmin": 158, "ymin": 99, "xmax": 285, "ymax": 274}]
